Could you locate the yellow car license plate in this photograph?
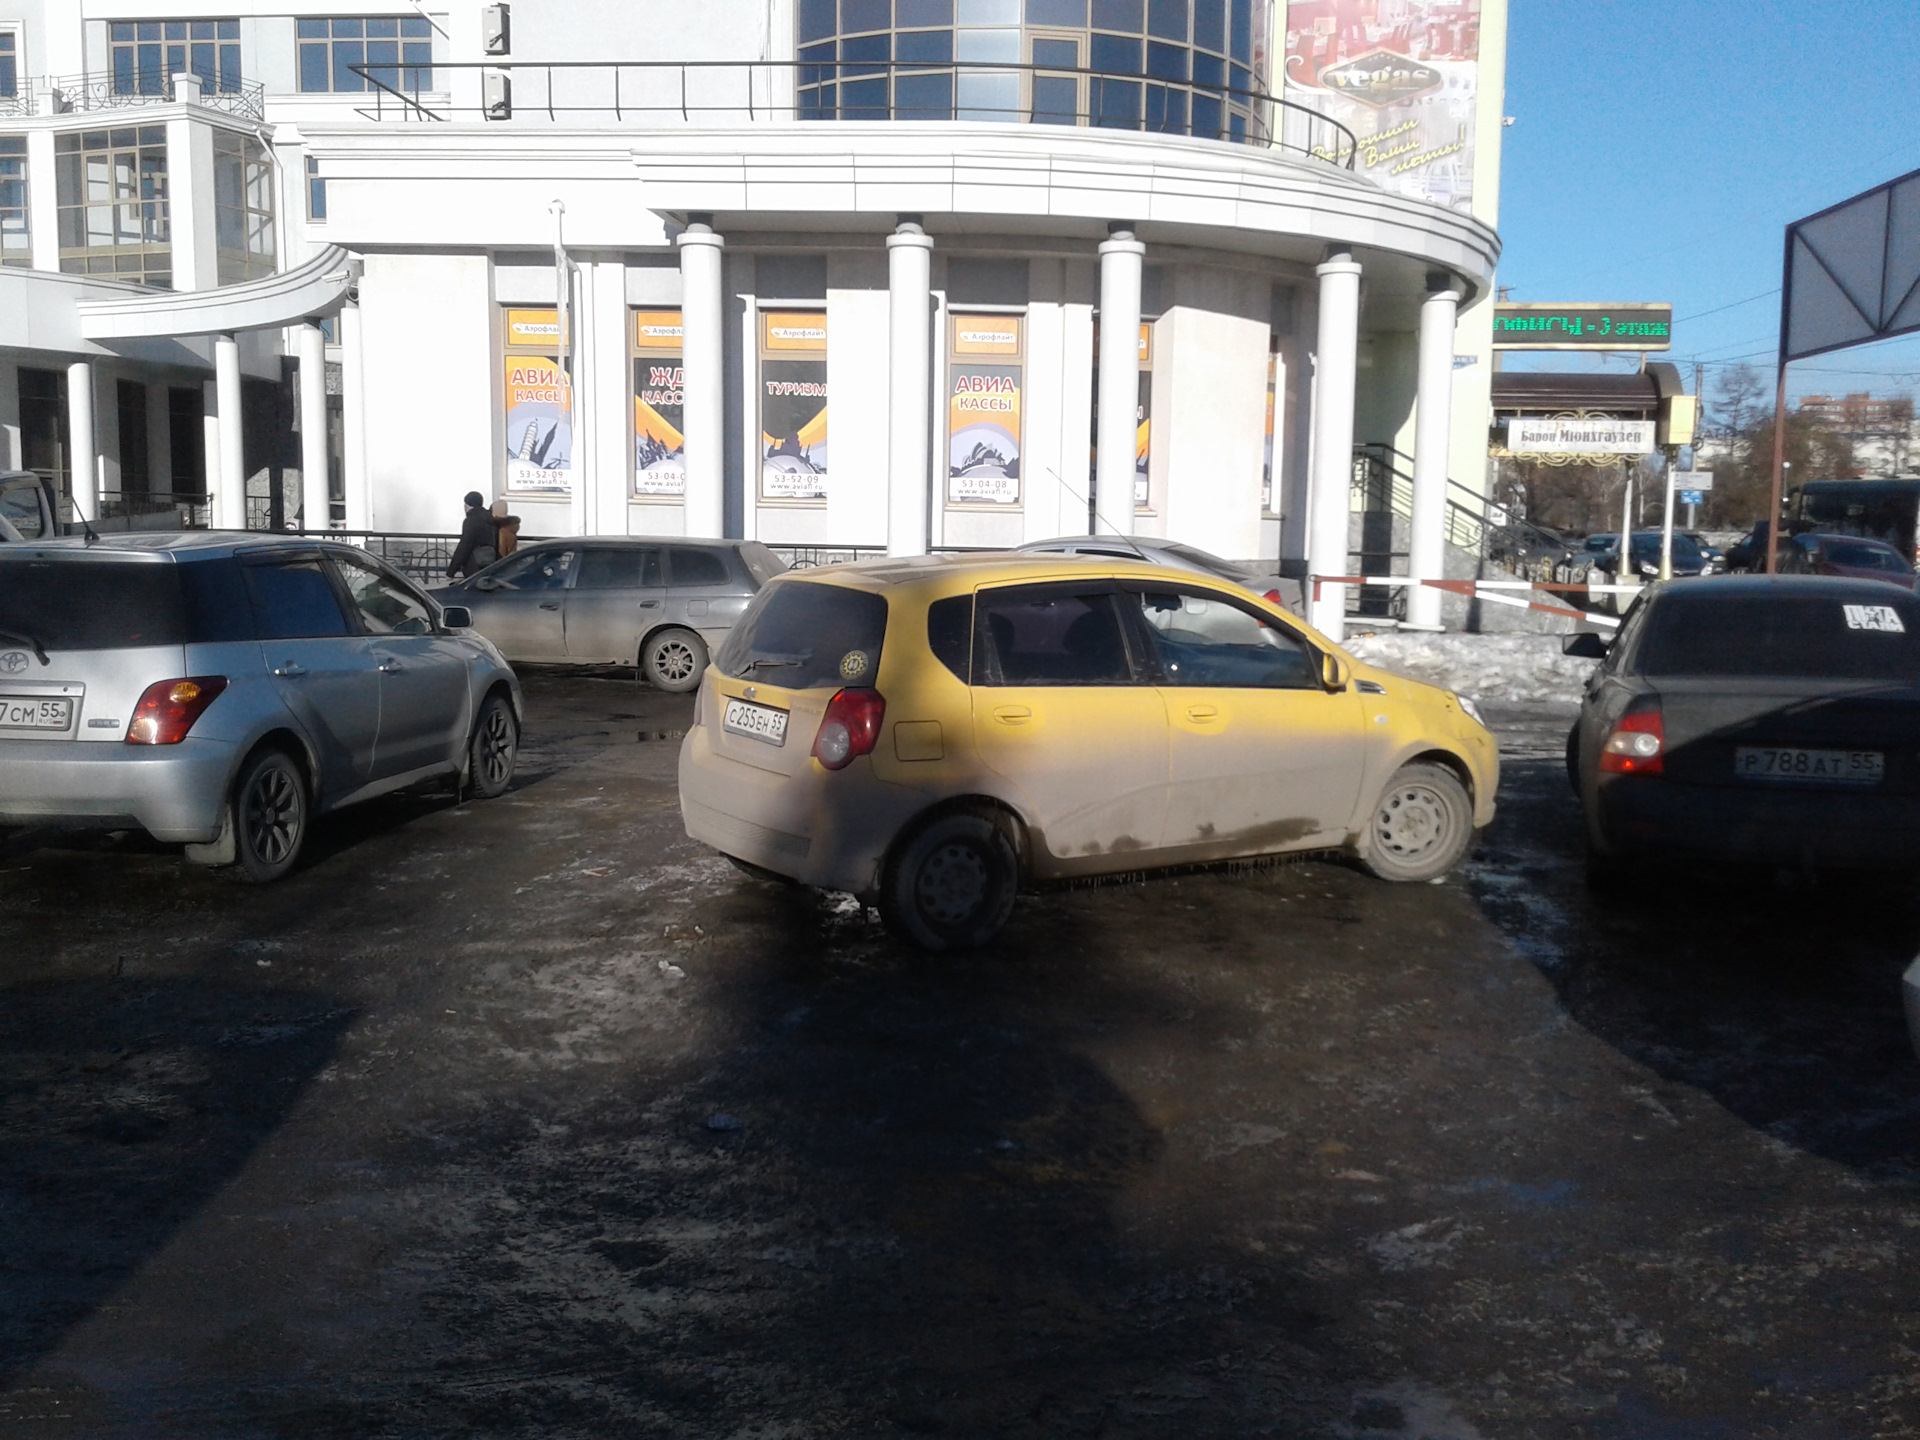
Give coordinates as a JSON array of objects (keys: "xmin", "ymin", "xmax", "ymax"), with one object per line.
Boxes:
[{"xmin": 723, "ymin": 697, "xmax": 789, "ymax": 747}]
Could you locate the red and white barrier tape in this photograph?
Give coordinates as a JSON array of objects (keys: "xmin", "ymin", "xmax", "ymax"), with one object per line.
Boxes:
[{"xmin": 1310, "ymin": 575, "xmax": 1625, "ymax": 628}]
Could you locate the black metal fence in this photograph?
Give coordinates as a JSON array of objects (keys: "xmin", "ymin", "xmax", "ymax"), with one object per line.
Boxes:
[{"xmin": 349, "ymin": 58, "xmax": 1357, "ymax": 168}]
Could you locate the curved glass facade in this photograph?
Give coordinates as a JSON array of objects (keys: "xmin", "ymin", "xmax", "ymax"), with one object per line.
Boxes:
[{"xmin": 797, "ymin": 0, "xmax": 1267, "ymax": 143}]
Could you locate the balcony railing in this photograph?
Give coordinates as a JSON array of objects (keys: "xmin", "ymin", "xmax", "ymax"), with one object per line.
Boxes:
[
  {"xmin": 40, "ymin": 72, "xmax": 266, "ymax": 122},
  {"xmin": 349, "ymin": 59, "xmax": 1357, "ymax": 169}
]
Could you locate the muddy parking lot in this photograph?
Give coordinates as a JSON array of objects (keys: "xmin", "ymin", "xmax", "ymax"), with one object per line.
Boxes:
[{"xmin": 2, "ymin": 673, "xmax": 1917, "ymax": 1438}]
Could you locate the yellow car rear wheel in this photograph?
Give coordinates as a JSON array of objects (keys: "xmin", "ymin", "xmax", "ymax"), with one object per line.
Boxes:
[{"xmin": 880, "ymin": 811, "xmax": 1019, "ymax": 952}]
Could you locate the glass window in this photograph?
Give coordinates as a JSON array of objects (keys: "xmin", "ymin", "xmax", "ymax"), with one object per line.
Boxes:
[
  {"xmin": 799, "ymin": 0, "xmax": 838, "ymax": 40},
  {"xmin": 956, "ymin": 27, "xmax": 1019, "ymax": 60},
  {"xmin": 243, "ymin": 559, "xmax": 354, "ymax": 640},
  {"xmin": 307, "ymin": 156, "xmax": 327, "ymax": 220},
  {"xmin": 109, "ymin": 18, "xmax": 242, "ymax": 95},
  {"xmin": 977, "ymin": 585, "xmax": 1135, "ymax": 685},
  {"xmin": 668, "ymin": 546, "xmax": 731, "ymax": 586},
  {"xmin": 1637, "ymin": 593, "xmax": 1920, "ymax": 681},
  {"xmin": 715, "ymin": 580, "xmax": 888, "ymax": 691},
  {"xmin": 1027, "ymin": 0, "xmax": 1088, "ymax": 23},
  {"xmin": 1092, "ymin": 0, "xmax": 1144, "ymax": 29},
  {"xmin": 1147, "ymin": 0, "xmax": 1187, "ymax": 40},
  {"xmin": 1146, "ymin": 40, "xmax": 1187, "ymax": 78},
  {"xmin": 958, "ymin": 0, "xmax": 1021, "ymax": 20},
  {"xmin": 1192, "ymin": 0, "xmax": 1224, "ymax": 49},
  {"xmin": 213, "ymin": 128, "xmax": 275, "ymax": 284},
  {"xmin": 0, "ymin": 558, "xmax": 201, "ymax": 650},
  {"xmin": 1229, "ymin": 0, "xmax": 1250, "ymax": 62},
  {"xmin": 1090, "ymin": 32, "xmax": 1142, "ymax": 72},
  {"xmin": 0, "ymin": 30, "xmax": 17, "ymax": 99},
  {"xmin": 895, "ymin": 28, "xmax": 954, "ymax": 62},
  {"xmin": 956, "ymin": 68, "xmax": 1019, "ymax": 119},
  {"xmin": 331, "ymin": 551, "xmax": 435, "ymax": 635},
  {"xmin": 576, "ymin": 547, "xmax": 662, "ymax": 590},
  {"xmin": 484, "ymin": 547, "xmax": 577, "ymax": 591},
  {"xmin": 1129, "ymin": 587, "xmax": 1316, "ymax": 688},
  {"xmin": 843, "ymin": 0, "xmax": 892, "ymax": 30},
  {"xmin": 55, "ymin": 127, "xmax": 171, "ymax": 289},
  {"xmin": 1090, "ymin": 75, "xmax": 1140, "ymax": 125},
  {"xmin": 0, "ymin": 136, "xmax": 27, "ymax": 267},
  {"xmin": 897, "ymin": 0, "xmax": 954, "ymax": 21},
  {"xmin": 927, "ymin": 594, "xmax": 972, "ymax": 680},
  {"xmin": 298, "ymin": 17, "xmax": 433, "ymax": 93}
]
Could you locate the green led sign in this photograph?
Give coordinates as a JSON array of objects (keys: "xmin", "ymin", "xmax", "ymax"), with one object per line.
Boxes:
[{"xmin": 1493, "ymin": 303, "xmax": 1673, "ymax": 351}]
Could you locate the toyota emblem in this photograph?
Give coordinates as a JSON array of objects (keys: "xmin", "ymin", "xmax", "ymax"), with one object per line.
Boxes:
[{"xmin": 0, "ymin": 651, "xmax": 27, "ymax": 675}]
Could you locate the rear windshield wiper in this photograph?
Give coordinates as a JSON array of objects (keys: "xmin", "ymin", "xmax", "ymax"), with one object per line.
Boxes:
[
  {"xmin": 740, "ymin": 657, "xmax": 803, "ymax": 675},
  {"xmin": 0, "ymin": 627, "xmax": 48, "ymax": 666}
]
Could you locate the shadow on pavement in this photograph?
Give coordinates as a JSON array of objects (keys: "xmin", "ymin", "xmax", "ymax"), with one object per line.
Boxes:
[
  {"xmin": 0, "ymin": 977, "xmax": 353, "ymax": 1390},
  {"xmin": 1472, "ymin": 749, "xmax": 1920, "ymax": 1183}
]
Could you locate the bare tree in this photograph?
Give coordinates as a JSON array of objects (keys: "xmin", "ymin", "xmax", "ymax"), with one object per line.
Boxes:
[{"xmin": 1711, "ymin": 363, "xmax": 1766, "ymax": 438}]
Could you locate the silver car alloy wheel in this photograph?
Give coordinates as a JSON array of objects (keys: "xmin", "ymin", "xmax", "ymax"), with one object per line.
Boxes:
[
  {"xmin": 243, "ymin": 764, "xmax": 302, "ymax": 866},
  {"xmin": 476, "ymin": 702, "xmax": 515, "ymax": 789},
  {"xmin": 915, "ymin": 839, "xmax": 991, "ymax": 926},
  {"xmin": 653, "ymin": 637, "xmax": 698, "ymax": 685}
]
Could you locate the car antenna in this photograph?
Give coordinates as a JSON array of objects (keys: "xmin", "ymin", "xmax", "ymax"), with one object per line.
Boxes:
[
  {"xmin": 1042, "ymin": 466, "xmax": 1151, "ymax": 564},
  {"xmin": 81, "ymin": 515, "xmax": 100, "ymax": 547}
]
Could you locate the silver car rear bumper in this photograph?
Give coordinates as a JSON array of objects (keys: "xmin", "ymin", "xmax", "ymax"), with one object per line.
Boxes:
[{"xmin": 0, "ymin": 735, "xmax": 237, "ymax": 842}]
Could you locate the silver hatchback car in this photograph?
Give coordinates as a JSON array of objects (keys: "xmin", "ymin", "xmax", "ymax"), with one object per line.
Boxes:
[
  {"xmin": 437, "ymin": 536, "xmax": 786, "ymax": 692},
  {"xmin": 0, "ymin": 533, "xmax": 522, "ymax": 881}
]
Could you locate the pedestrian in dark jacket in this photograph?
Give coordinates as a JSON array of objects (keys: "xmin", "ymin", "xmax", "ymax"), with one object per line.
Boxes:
[{"xmin": 447, "ymin": 491, "xmax": 499, "ymax": 578}]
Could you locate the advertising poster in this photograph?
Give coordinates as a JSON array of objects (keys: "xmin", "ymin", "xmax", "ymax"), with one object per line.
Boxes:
[
  {"xmin": 505, "ymin": 308, "xmax": 565, "ymax": 348},
  {"xmin": 760, "ymin": 314, "xmax": 828, "ymax": 500},
  {"xmin": 1134, "ymin": 324, "xmax": 1152, "ymax": 509},
  {"xmin": 949, "ymin": 366, "xmax": 1022, "ymax": 506},
  {"xmin": 632, "ymin": 310, "xmax": 685, "ymax": 498},
  {"xmin": 1262, "ymin": 349, "xmax": 1278, "ymax": 512},
  {"xmin": 1283, "ymin": 0, "xmax": 1480, "ymax": 214},
  {"xmin": 503, "ymin": 348, "xmax": 572, "ymax": 496}
]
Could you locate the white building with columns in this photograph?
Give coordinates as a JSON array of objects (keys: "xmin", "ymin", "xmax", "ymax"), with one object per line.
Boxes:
[{"xmin": 0, "ymin": 0, "xmax": 1507, "ymax": 640}]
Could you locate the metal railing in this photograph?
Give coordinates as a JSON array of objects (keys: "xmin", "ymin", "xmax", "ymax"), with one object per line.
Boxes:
[
  {"xmin": 0, "ymin": 89, "xmax": 32, "ymax": 118},
  {"xmin": 41, "ymin": 71, "xmax": 266, "ymax": 122},
  {"xmin": 348, "ymin": 59, "xmax": 1357, "ymax": 167},
  {"xmin": 97, "ymin": 490, "xmax": 212, "ymax": 529}
]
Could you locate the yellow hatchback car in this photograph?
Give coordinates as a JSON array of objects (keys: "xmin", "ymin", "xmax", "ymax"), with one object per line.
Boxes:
[{"xmin": 679, "ymin": 555, "xmax": 1498, "ymax": 949}]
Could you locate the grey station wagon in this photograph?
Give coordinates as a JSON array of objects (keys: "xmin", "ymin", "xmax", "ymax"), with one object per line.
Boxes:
[
  {"xmin": 0, "ymin": 533, "xmax": 521, "ymax": 882},
  {"xmin": 437, "ymin": 537, "xmax": 786, "ymax": 692}
]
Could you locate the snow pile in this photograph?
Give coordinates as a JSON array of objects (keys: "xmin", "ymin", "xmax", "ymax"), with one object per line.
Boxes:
[{"xmin": 1341, "ymin": 631, "xmax": 1599, "ymax": 705}]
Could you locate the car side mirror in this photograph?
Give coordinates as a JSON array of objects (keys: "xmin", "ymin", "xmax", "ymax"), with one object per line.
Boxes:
[
  {"xmin": 1320, "ymin": 651, "xmax": 1351, "ymax": 691},
  {"xmin": 472, "ymin": 575, "xmax": 499, "ymax": 592},
  {"xmin": 440, "ymin": 605, "xmax": 473, "ymax": 629},
  {"xmin": 1562, "ymin": 631, "xmax": 1609, "ymax": 659}
]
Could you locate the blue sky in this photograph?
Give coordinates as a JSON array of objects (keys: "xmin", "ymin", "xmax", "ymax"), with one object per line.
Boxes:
[{"xmin": 1495, "ymin": 0, "xmax": 1920, "ymax": 404}]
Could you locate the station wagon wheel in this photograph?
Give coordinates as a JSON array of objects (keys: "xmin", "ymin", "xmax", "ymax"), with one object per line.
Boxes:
[
  {"xmin": 643, "ymin": 628, "xmax": 708, "ymax": 693},
  {"xmin": 467, "ymin": 693, "xmax": 518, "ymax": 800},
  {"xmin": 880, "ymin": 811, "xmax": 1020, "ymax": 952},
  {"xmin": 220, "ymin": 748, "xmax": 308, "ymax": 884},
  {"xmin": 1359, "ymin": 761, "xmax": 1474, "ymax": 883}
]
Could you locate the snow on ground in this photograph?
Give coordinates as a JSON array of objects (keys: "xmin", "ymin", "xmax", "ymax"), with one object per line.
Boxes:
[{"xmin": 1341, "ymin": 631, "xmax": 1600, "ymax": 705}]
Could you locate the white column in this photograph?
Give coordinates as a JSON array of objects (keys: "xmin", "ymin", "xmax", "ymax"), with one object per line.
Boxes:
[
  {"xmin": 298, "ymin": 320, "xmax": 330, "ymax": 531},
  {"xmin": 1406, "ymin": 276, "xmax": 1461, "ymax": 632},
  {"xmin": 165, "ymin": 81, "xmax": 217, "ymax": 292},
  {"xmin": 25, "ymin": 129, "xmax": 58, "ymax": 272},
  {"xmin": 1307, "ymin": 251, "xmax": 1363, "ymax": 641},
  {"xmin": 201, "ymin": 378, "xmax": 221, "ymax": 508},
  {"xmin": 66, "ymin": 362, "xmax": 97, "ymax": 524},
  {"xmin": 885, "ymin": 219, "xmax": 935, "ymax": 557},
  {"xmin": 676, "ymin": 218, "xmax": 726, "ymax": 538},
  {"xmin": 340, "ymin": 302, "xmax": 370, "ymax": 529},
  {"xmin": 214, "ymin": 333, "xmax": 245, "ymax": 529},
  {"xmin": 1095, "ymin": 224, "xmax": 1145, "ymax": 540}
]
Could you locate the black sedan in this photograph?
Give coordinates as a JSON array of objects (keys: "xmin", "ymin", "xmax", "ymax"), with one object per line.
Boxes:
[{"xmin": 1564, "ymin": 576, "xmax": 1920, "ymax": 878}]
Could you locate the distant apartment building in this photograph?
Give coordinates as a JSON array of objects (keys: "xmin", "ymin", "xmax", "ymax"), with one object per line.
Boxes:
[
  {"xmin": 0, "ymin": 1, "xmax": 1511, "ymax": 639},
  {"xmin": 1797, "ymin": 392, "xmax": 1916, "ymax": 478}
]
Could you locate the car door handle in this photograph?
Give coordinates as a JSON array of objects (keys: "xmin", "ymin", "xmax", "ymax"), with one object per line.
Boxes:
[
  {"xmin": 1185, "ymin": 704, "xmax": 1220, "ymax": 721},
  {"xmin": 638, "ymin": 600, "xmax": 660, "ymax": 608},
  {"xmin": 992, "ymin": 705, "xmax": 1032, "ymax": 725},
  {"xmin": 272, "ymin": 663, "xmax": 307, "ymax": 678},
  {"xmin": 378, "ymin": 659, "xmax": 404, "ymax": 674},
  {"xmin": 539, "ymin": 602, "xmax": 561, "ymax": 611}
]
